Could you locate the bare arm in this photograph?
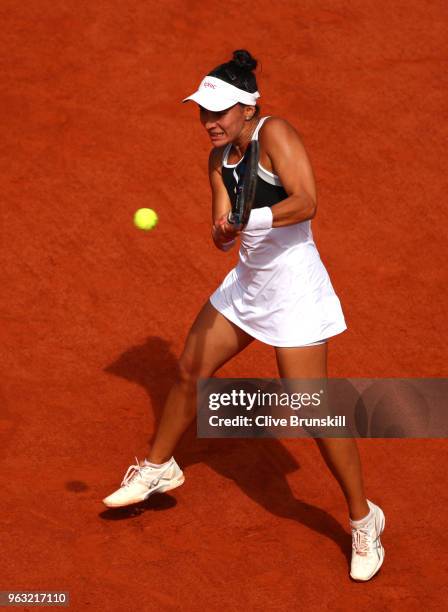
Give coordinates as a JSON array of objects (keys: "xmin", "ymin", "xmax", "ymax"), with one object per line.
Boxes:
[
  {"xmin": 260, "ymin": 118, "xmax": 317, "ymax": 227},
  {"xmin": 209, "ymin": 147, "xmax": 232, "ymax": 224},
  {"xmin": 208, "ymin": 147, "xmax": 240, "ymax": 250}
]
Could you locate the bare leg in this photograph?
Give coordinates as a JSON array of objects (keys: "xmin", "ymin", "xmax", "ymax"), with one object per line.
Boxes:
[
  {"xmin": 148, "ymin": 301, "xmax": 254, "ymax": 464},
  {"xmin": 275, "ymin": 343, "xmax": 369, "ymax": 521}
]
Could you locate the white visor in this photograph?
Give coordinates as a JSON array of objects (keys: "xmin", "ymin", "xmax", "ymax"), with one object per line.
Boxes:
[{"xmin": 182, "ymin": 76, "xmax": 260, "ymax": 111}]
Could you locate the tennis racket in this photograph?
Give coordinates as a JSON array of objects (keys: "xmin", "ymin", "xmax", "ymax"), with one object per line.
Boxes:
[{"xmin": 228, "ymin": 140, "xmax": 259, "ymax": 227}]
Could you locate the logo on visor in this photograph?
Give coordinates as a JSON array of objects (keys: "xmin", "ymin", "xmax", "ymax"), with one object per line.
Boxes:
[{"xmin": 203, "ymin": 81, "xmax": 217, "ymax": 89}]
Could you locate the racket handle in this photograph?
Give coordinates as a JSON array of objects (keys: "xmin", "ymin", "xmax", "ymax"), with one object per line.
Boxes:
[{"xmin": 227, "ymin": 211, "xmax": 243, "ymax": 227}]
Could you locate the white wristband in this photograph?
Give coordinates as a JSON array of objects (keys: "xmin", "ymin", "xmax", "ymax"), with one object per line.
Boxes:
[
  {"xmin": 245, "ymin": 207, "xmax": 273, "ymax": 231},
  {"xmin": 220, "ymin": 238, "xmax": 236, "ymax": 252}
]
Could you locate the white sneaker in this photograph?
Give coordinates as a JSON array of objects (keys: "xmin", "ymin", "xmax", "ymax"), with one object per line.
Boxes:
[
  {"xmin": 350, "ymin": 500, "xmax": 385, "ymax": 581},
  {"xmin": 102, "ymin": 457, "xmax": 184, "ymax": 508}
]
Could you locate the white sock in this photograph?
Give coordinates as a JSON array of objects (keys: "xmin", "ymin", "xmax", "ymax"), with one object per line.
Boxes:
[
  {"xmin": 143, "ymin": 458, "xmax": 171, "ymax": 469},
  {"xmin": 350, "ymin": 503, "xmax": 373, "ymax": 527}
]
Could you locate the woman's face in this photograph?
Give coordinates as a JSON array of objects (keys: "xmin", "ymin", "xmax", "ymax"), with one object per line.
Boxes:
[{"xmin": 199, "ymin": 103, "xmax": 247, "ymax": 146}]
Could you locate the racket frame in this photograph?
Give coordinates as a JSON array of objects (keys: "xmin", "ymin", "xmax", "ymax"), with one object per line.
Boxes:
[{"xmin": 228, "ymin": 140, "xmax": 259, "ymax": 228}]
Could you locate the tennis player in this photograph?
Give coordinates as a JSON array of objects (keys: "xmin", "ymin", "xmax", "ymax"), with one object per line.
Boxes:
[{"xmin": 103, "ymin": 50, "xmax": 385, "ymax": 582}]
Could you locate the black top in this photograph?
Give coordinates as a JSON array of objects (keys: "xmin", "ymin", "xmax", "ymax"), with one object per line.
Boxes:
[{"xmin": 222, "ymin": 163, "xmax": 288, "ymax": 209}]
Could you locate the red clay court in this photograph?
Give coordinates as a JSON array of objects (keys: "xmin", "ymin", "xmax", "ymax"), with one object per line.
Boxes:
[{"xmin": 1, "ymin": 1, "xmax": 447, "ymax": 610}]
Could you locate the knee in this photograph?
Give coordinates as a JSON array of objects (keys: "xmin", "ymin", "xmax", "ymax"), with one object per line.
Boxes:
[{"xmin": 177, "ymin": 356, "xmax": 208, "ymax": 387}]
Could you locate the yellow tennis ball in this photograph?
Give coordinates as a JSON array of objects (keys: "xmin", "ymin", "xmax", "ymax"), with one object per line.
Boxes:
[{"xmin": 134, "ymin": 208, "xmax": 158, "ymax": 231}]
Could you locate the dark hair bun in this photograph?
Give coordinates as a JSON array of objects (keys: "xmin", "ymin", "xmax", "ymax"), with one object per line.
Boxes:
[
  {"xmin": 231, "ymin": 49, "xmax": 257, "ymax": 72},
  {"xmin": 207, "ymin": 50, "xmax": 259, "ymax": 93}
]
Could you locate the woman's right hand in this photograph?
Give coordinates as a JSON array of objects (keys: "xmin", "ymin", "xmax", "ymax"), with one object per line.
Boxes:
[{"xmin": 212, "ymin": 214, "xmax": 241, "ymax": 251}]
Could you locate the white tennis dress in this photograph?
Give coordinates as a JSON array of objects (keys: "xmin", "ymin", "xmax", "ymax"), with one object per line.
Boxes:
[{"xmin": 210, "ymin": 117, "xmax": 347, "ymax": 347}]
